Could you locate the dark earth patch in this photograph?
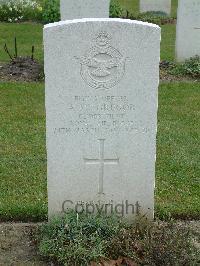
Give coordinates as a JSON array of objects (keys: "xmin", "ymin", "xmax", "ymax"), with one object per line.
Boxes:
[
  {"xmin": 0, "ymin": 223, "xmax": 48, "ymax": 265},
  {"xmin": 160, "ymin": 68, "xmax": 200, "ymax": 83},
  {"xmin": 0, "ymin": 57, "xmax": 43, "ymax": 82}
]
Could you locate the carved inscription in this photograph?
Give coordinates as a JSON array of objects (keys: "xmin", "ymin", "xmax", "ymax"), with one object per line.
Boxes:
[{"xmin": 53, "ymin": 95, "xmax": 150, "ymax": 135}]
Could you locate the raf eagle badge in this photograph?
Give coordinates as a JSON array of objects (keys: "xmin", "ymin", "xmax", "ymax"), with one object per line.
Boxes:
[{"xmin": 77, "ymin": 31, "xmax": 126, "ymax": 89}]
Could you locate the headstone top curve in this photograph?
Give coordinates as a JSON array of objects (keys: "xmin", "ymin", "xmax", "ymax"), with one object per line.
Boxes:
[{"xmin": 44, "ymin": 18, "xmax": 161, "ymax": 31}]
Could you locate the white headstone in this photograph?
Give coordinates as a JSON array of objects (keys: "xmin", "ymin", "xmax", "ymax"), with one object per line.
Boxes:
[
  {"xmin": 60, "ymin": 0, "xmax": 110, "ymax": 20},
  {"xmin": 176, "ymin": 0, "xmax": 200, "ymax": 62},
  {"xmin": 140, "ymin": 0, "xmax": 171, "ymax": 15},
  {"xmin": 44, "ymin": 18, "xmax": 160, "ymax": 220}
]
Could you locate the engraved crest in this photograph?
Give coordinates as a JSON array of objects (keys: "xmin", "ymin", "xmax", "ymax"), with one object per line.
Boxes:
[{"xmin": 77, "ymin": 32, "xmax": 126, "ymax": 89}]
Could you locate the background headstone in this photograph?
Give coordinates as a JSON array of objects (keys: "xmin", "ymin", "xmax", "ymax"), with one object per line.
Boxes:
[
  {"xmin": 60, "ymin": 0, "xmax": 110, "ymax": 20},
  {"xmin": 140, "ymin": 0, "xmax": 171, "ymax": 15},
  {"xmin": 176, "ymin": 0, "xmax": 200, "ymax": 62},
  {"xmin": 44, "ymin": 18, "xmax": 160, "ymax": 219}
]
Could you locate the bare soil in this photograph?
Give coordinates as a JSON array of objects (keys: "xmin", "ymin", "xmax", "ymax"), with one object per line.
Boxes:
[
  {"xmin": 0, "ymin": 57, "xmax": 43, "ymax": 82},
  {"xmin": 0, "ymin": 223, "xmax": 48, "ymax": 265},
  {"xmin": 160, "ymin": 68, "xmax": 200, "ymax": 83}
]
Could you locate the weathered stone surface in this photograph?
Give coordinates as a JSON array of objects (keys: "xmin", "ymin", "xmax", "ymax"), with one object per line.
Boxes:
[
  {"xmin": 140, "ymin": 0, "xmax": 171, "ymax": 15},
  {"xmin": 176, "ymin": 0, "xmax": 200, "ymax": 62},
  {"xmin": 60, "ymin": 0, "xmax": 110, "ymax": 20},
  {"xmin": 44, "ymin": 18, "xmax": 160, "ymax": 219}
]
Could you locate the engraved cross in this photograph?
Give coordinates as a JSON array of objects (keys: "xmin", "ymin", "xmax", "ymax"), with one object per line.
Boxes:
[{"xmin": 84, "ymin": 139, "xmax": 119, "ymax": 194}]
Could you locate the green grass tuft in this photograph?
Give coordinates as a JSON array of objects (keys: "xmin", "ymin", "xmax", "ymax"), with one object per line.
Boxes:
[
  {"xmin": 38, "ymin": 212, "xmax": 123, "ymax": 265},
  {"xmin": 168, "ymin": 56, "xmax": 200, "ymax": 79},
  {"xmin": 37, "ymin": 212, "xmax": 200, "ymax": 265}
]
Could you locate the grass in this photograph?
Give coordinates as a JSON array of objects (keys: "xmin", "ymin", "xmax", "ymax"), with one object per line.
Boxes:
[
  {"xmin": 156, "ymin": 83, "xmax": 200, "ymax": 219},
  {"xmin": 0, "ymin": 82, "xmax": 199, "ymax": 221},
  {"xmin": 0, "ymin": 22, "xmax": 43, "ymax": 63},
  {"xmin": 161, "ymin": 24, "xmax": 176, "ymax": 61},
  {"xmin": 0, "ymin": 82, "xmax": 47, "ymax": 221},
  {"xmin": 118, "ymin": 0, "xmax": 139, "ymax": 14},
  {"xmin": 0, "ymin": 22, "xmax": 176, "ymax": 64}
]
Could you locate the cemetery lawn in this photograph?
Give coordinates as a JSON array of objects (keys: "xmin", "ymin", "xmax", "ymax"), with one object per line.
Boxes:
[
  {"xmin": 161, "ymin": 24, "xmax": 176, "ymax": 61},
  {"xmin": 0, "ymin": 22, "xmax": 176, "ymax": 64},
  {"xmin": 0, "ymin": 82, "xmax": 47, "ymax": 221},
  {"xmin": 0, "ymin": 82, "xmax": 199, "ymax": 221},
  {"xmin": 156, "ymin": 83, "xmax": 200, "ymax": 219},
  {"xmin": 0, "ymin": 23, "xmax": 43, "ymax": 63}
]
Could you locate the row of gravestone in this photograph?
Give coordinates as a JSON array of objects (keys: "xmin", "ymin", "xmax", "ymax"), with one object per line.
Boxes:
[
  {"xmin": 44, "ymin": 0, "xmax": 198, "ymax": 220},
  {"xmin": 60, "ymin": 0, "xmax": 200, "ymax": 62},
  {"xmin": 60, "ymin": 0, "xmax": 172, "ymax": 19},
  {"xmin": 141, "ymin": 0, "xmax": 200, "ymax": 62}
]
